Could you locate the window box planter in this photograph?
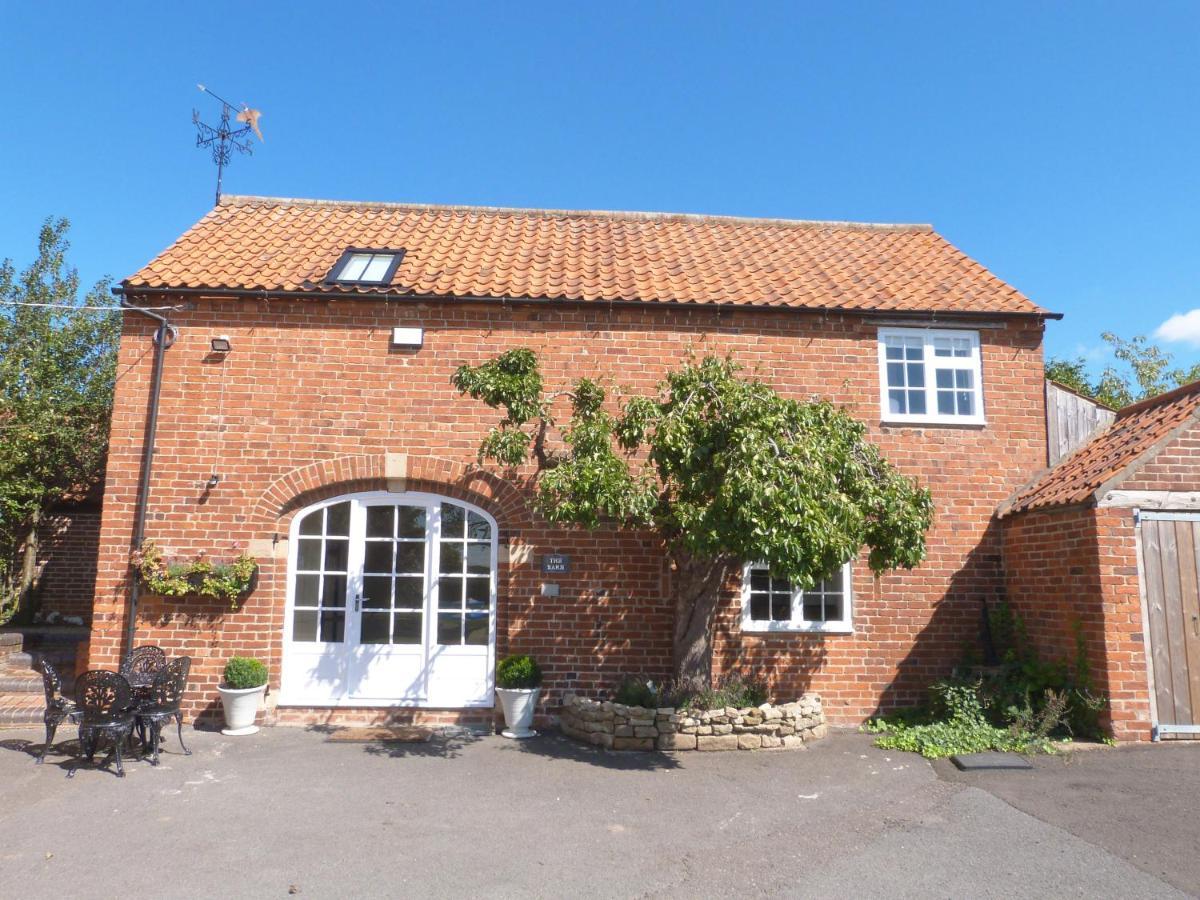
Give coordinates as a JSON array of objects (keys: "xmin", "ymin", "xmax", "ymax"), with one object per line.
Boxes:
[{"xmin": 132, "ymin": 541, "xmax": 258, "ymax": 609}]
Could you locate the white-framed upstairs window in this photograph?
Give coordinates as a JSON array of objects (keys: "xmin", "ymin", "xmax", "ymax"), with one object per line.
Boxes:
[
  {"xmin": 740, "ymin": 562, "xmax": 853, "ymax": 634},
  {"xmin": 877, "ymin": 327, "xmax": 985, "ymax": 425}
]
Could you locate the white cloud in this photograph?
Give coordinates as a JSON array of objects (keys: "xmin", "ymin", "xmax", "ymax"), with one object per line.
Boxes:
[{"xmin": 1155, "ymin": 310, "xmax": 1200, "ymax": 347}]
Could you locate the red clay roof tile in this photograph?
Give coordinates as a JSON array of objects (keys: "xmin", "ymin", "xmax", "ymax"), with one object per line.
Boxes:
[{"xmin": 123, "ymin": 196, "xmax": 1050, "ymax": 316}]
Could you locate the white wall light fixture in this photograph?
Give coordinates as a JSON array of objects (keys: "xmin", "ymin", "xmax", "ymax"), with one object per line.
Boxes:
[{"xmin": 391, "ymin": 326, "xmax": 424, "ymax": 349}]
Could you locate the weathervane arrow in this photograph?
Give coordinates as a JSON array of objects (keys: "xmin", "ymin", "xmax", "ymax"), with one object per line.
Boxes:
[{"xmin": 193, "ymin": 84, "xmax": 265, "ymax": 205}]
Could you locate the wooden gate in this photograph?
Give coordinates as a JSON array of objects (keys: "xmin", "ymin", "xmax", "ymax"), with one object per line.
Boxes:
[{"xmin": 1139, "ymin": 512, "xmax": 1200, "ymax": 739}]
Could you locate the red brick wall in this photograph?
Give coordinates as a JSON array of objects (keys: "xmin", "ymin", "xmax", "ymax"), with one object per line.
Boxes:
[
  {"xmin": 1119, "ymin": 419, "xmax": 1200, "ymax": 493},
  {"xmin": 1001, "ymin": 505, "xmax": 1152, "ymax": 741},
  {"xmin": 89, "ymin": 298, "xmax": 1046, "ymax": 726},
  {"xmin": 31, "ymin": 503, "xmax": 101, "ymax": 624}
]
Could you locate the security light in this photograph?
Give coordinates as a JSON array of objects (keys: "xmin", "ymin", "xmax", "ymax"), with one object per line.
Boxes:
[{"xmin": 210, "ymin": 335, "xmax": 232, "ymax": 353}]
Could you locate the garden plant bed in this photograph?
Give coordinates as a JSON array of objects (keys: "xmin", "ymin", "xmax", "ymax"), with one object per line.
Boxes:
[{"xmin": 560, "ymin": 693, "xmax": 826, "ymax": 751}]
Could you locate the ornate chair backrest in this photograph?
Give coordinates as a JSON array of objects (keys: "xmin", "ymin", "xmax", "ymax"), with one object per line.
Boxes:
[
  {"xmin": 120, "ymin": 646, "xmax": 167, "ymax": 686},
  {"xmin": 145, "ymin": 656, "xmax": 191, "ymax": 712},
  {"xmin": 75, "ymin": 670, "xmax": 133, "ymax": 724},
  {"xmin": 37, "ymin": 659, "xmax": 67, "ymax": 709}
]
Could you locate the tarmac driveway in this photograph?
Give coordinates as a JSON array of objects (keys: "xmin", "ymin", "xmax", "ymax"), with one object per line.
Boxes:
[{"xmin": 0, "ymin": 726, "xmax": 1194, "ymax": 899}]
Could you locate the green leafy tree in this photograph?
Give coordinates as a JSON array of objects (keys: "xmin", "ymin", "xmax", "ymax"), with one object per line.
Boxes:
[
  {"xmin": 0, "ymin": 219, "xmax": 118, "ymax": 622},
  {"xmin": 1046, "ymin": 333, "xmax": 1200, "ymax": 409},
  {"xmin": 454, "ymin": 351, "xmax": 934, "ymax": 682}
]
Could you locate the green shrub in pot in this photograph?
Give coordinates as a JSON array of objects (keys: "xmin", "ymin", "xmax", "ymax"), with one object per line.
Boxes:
[
  {"xmin": 496, "ymin": 654, "xmax": 542, "ymax": 690},
  {"xmin": 223, "ymin": 656, "xmax": 268, "ymax": 689}
]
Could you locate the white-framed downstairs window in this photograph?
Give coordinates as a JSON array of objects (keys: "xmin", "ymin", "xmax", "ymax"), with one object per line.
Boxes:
[
  {"xmin": 740, "ymin": 562, "xmax": 853, "ymax": 634},
  {"xmin": 877, "ymin": 327, "xmax": 985, "ymax": 425}
]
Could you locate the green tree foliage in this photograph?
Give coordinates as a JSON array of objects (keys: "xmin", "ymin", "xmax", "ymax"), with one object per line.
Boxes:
[
  {"xmin": 0, "ymin": 219, "xmax": 118, "ymax": 621},
  {"xmin": 1046, "ymin": 333, "xmax": 1200, "ymax": 409},
  {"xmin": 454, "ymin": 350, "xmax": 934, "ymax": 681}
]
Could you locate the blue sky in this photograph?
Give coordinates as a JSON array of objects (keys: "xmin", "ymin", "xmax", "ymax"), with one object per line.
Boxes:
[{"xmin": 2, "ymin": 1, "xmax": 1197, "ymax": 367}]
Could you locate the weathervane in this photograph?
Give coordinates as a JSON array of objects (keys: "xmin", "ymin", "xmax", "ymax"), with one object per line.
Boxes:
[{"xmin": 193, "ymin": 84, "xmax": 264, "ymax": 205}]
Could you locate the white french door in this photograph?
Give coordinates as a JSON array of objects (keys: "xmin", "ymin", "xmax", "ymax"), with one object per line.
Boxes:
[{"xmin": 280, "ymin": 491, "xmax": 497, "ymax": 708}]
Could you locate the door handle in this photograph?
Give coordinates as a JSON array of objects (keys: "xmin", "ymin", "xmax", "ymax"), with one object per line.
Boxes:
[
  {"xmin": 355, "ymin": 595, "xmax": 362, "ymax": 613},
  {"xmin": 1193, "ymin": 614, "xmax": 1198, "ymax": 638}
]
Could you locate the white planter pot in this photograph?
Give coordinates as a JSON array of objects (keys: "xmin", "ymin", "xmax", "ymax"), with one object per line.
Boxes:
[
  {"xmin": 217, "ymin": 683, "xmax": 267, "ymax": 735},
  {"xmin": 496, "ymin": 686, "xmax": 540, "ymax": 738}
]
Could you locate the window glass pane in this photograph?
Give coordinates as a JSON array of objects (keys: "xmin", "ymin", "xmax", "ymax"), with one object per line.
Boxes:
[
  {"xmin": 326, "ymin": 502, "xmax": 351, "ymax": 536},
  {"xmin": 295, "ymin": 574, "xmax": 320, "ymax": 606},
  {"xmin": 467, "ymin": 511, "xmax": 491, "ymax": 541},
  {"xmin": 465, "ymin": 577, "xmax": 490, "ymax": 610},
  {"xmin": 298, "ymin": 510, "xmax": 322, "ymax": 536},
  {"xmin": 437, "ymin": 613, "xmax": 462, "ymax": 645},
  {"xmin": 749, "ymin": 593, "xmax": 770, "ymax": 621},
  {"xmin": 366, "ymin": 506, "xmax": 393, "ymax": 538},
  {"xmin": 338, "ymin": 253, "xmax": 370, "ymax": 281},
  {"xmin": 464, "ymin": 613, "xmax": 489, "ymax": 645},
  {"xmin": 362, "ymin": 576, "xmax": 392, "ymax": 610},
  {"xmin": 750, "ymin": 570, "xmax": 769, "ymax": 592},
  {"xmin": 322, "ymin": 575, "xmax": 347, "ymax": 608},
  {"xmin": 885, "ymin": 341, "xmax": 903, "ymax": 360},
  {"xmin": 953, "ymin": 339, "xmax": 971, "ymax": 358},
  {"xmin": 292, "ymin": 610, "xmax": 318, "ymax": 642},
  {"xmin": 320, "ymin": 610, "xmax": 345, "ymax": 642},
  {"xmin": 937, "ymin": 392, "xmax": 955, "ymax": 415},
  {"xmin": 955, "ymin": 370, "xmax": 972, "ymax": 389},
  {"xmin": 957, "ymin": 392, "xmax": 974, "ymax": 416},
  {"xmin": 441, "ymin": 503, "xmax": 465, "ymax": 538},
  {"xmin": 823, "ymin": 595, "xmax": 844, "ymax": 621},
  {"xmin": 439, "ymin": 576, "xmax": 464, "ymax": 609},
  {"xmin": 466, "ymin": 543, "xmax": 491, "ymax": 574},
  {"xmin": 360, "ymin": 612, "xmax": 390, "ymax": 644},
  {"xmin": 888, "ymin": 389, "xmax": 907, "ymax": 414},
  {"xmin": 905, "ymin": 343, "xmax": 922, "ymax": 361},
  {"xmin": 364, "ymin": 542, "xmax": 393, "ymax": 574},
  {"xmin": 439, "ymin": 543, "xmax": 463, "ymax": 574},
  {"xmin": 324, "ymin": 539, "xmax": 349, "ymax": 572},
  {"xmin": 908, "ymin": 392, "xmax": 926, "ymax": 415},
  {"xmin": 886, "ymin": 362, "xmax": 904, "ymax": 387},
  {"xmin": 398, "ymin": 506, "xmax": 426, "ymax": 538},
  {"xmin": 821, "ymin": 568, "xmax": 844, "ymax": 593},
  {"xmin": 933, "ymin": 338, "xmax": 953, "ymax": 357},
  {"xmin": 803, "ymin": 597, "xmax": 824, "ymax": 622},
  {"xmin": 394, "ymin": 576, "xmax": 423, "ymax": 609},
  {"xmin": 396, "ymin": 542, "xmax": 424, "ymax": 573},
  {"xmin": 770, "ymin": 592, "xmax": 790, "ymax": 621},
  {"xmin": 361, "ymin": 254, "xmax": 394, "ymax": 282},
  {"xmin": 393, "ymin": 612, "xmax": 422, "ymax": 644},
  {"xmin": 907, "ymin": 363, "xmax": 924, "ymax": 388},
  {"xmin": 297, "ymin": 539, "xmax": 322, "ymax": 571},
  {"xmin": 935, "ymin": 369, "xmax": 954, "ymax": 389}
]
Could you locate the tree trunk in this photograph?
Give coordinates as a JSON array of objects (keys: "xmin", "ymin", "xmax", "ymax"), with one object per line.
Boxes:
[
  {"xmin": 670, "ymin": 552, "xmax": 733, "ymax": 685},
  {"xmin": 14, "ymin": 508, "xmax": 42, "ymax": 623}
]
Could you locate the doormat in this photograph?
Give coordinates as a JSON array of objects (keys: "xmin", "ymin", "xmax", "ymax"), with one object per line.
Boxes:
[{"xmin": 325, "ymin": 726, "xmax": 433, "ymax": 743}]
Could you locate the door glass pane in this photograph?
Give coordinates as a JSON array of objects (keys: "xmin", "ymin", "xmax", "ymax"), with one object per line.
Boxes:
[
  {"xmin": 396, "ymin": 543, "xmax": 424, "ymax": 573},
  {"xmin": 437, "ymin": 612, "xmax": 462, "ymax": 645},
  {"xmin": 297, "ymin": 539, "xmax": 322, "ymax": 571},
  {"xmin": 360, "ymin": 612, "xmax": 390, "ymax": 644},
  {"xmin": 441, "ymin": 503, "xmax": 465, "ymax": 538},
  {"xmin": 366, "ymin": 506, "xmax": 393, "ymax": 538},
  {"xmin": 394, "ymin": 576, "xmax": 423, "ymax": 609},
  {"xmin": 362, "ymin": 576, "xmax": 392, "ymax": 609},
  {"xmin": 439, "ymin": 543, "xmax": 463, "ymax": 574},
  {"xmin": 393, "ymin": 611, "xmax": 422, "ymax": 644},
  {"xmin": 465, "ymin": 578, "xmax": 490, "ymax": 610},
  {"xmin": 299, "ymin": 510, "xmax": 322, "ymax": 536},
  {"xmin": 464, "ymin": 613, "xmax": 489, "ymax": 645},
  {"xmin": 293, "ymin": 610, "xmax": 318, "ymax": 642},
  {"xmin": 323, "ymin": 575, "xmax": 347, "ymax": 608},
  {"xmin": 320, "ymin": 610, "xmax": 345, "ymax": 642},
  {"xmin": 467, "ymin": 511, "xmax": 491, "ymax": 541},
  {"xmin": 326, "ymin": 502, "xmax": 351, "ymax": 536},
  {"xmin": 324, "ymin": 539, "xmax": 349, "ymax": 571},
  {"xmin": 364, "ymin": 542, "xmax": 393, "ymax": 574},
  {"xmin": 398, "ymin": 507, "xmax": 426, "ymax": 538},
  {"xmin": 295, "ymin": 574, "xmax": 320, "ymax": 606},
  {"xmin": 439, "ymin": 576, "xmax": 464, "ymax": 609},
  {"xmin": 466, "ymin": 543, "xmax": 491, "ymax": 574}
]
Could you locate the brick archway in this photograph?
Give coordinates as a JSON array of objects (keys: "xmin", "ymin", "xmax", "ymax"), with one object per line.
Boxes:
[{"xmin": 250, "ymin": 453, "xmax": 533, "ymax": 534}]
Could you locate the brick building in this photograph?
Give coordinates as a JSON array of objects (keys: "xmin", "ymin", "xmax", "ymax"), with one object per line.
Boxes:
[{"xmin": 88, "ymin": 195, "xmax": 1058, "ymax": 730}]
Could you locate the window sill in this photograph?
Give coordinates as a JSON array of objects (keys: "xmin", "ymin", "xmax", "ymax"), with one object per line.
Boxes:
[
  {"xmin": 742, "ymin": 622, "xmax": 853, "ymax": 636},
  {"xmin": 880, "ymin": 416, "xmax": 987, "ymax": 428}
]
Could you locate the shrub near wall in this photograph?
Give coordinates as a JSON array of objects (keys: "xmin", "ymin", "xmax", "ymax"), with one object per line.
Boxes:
[{"xmin": 561, "ymin": 693, "xmax": 826, "ymax": 751}]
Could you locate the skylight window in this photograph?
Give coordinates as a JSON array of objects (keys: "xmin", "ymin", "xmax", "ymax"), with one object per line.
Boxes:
[{"xmin": 328, "ymin": 249, "xmax": 404, "ymax": 285}]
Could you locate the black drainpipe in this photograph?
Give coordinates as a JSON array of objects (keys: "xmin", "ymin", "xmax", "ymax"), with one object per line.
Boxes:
[{"xmin": 114, "ymin": 286, "xmax": 173, "ymax": 662}]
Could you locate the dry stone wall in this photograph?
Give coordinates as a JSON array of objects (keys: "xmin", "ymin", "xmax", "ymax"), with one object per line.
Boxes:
[{"xmin": 561, "ymin": 693, "xmax": 826, "ymax": 751}]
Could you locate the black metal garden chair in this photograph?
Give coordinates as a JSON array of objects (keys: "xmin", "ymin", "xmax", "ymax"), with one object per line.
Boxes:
[
  {"xmin": 119, "ymin": 645, "xmax": 167, "ymax": 690},
  {"xmin": 68, "ymin": 670, "xmax": 136, "ymax": 779},
  {"xmin": 134, "ymin": 656, "xmax": 192, "ymax": 766},
  {"xmin": 35, "ymin": 659, "xmax": 81, "ymax": 764}
]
